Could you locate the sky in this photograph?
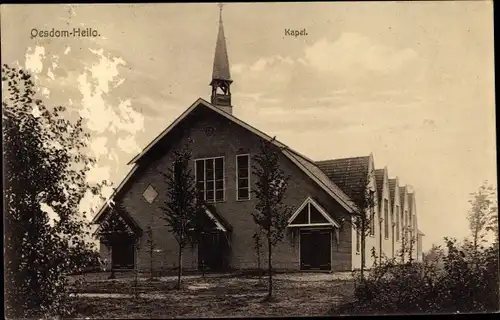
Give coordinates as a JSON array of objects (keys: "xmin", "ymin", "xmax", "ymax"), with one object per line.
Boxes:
[{"xmin": 1, "ymin": 2, "xmax": 496, "ymax": 251}]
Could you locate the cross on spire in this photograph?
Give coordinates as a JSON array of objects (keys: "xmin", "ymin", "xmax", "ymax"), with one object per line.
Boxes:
[{"xmin": 218, "ymin": 3, "xmax": 224, "ymax": 22}]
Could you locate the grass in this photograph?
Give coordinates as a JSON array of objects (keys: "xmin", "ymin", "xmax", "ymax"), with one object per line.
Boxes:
[{"xmin": 69, "ymin": 272, "xmax": 354, "ymax": 318}]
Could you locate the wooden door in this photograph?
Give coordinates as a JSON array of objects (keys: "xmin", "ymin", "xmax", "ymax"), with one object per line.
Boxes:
[
  {"xmin": 112, "ymin": 241, "xmax": 135, "ymax": 269},
  {"xmin": 300, "ymin": 229, "xmax": 331, "ymax": 270},
  {"xmin": 198, "ymin": 231, "xmax": 226, "ymax": 271}
]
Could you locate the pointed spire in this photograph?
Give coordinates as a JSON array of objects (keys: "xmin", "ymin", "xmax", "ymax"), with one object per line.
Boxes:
[{"xmin": 212, "ymin": 3, "xmax": 231, "ymax": 82}]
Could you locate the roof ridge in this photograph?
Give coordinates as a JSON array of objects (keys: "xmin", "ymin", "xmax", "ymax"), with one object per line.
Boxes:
[{"xmin": 315, "ymin": 155, "xmax": 371, "ymax": 163}]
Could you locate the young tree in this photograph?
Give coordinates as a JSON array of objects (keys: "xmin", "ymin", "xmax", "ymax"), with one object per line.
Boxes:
[
  {"xmin": 253, "ymin": 231, "xmax": 264, "ymax": 282},
  {"xmin": 467, "ymin": 182, "xmax": 496, "ymax": 251},
  {"xmin": 3, "ymin": 64, "xmax": 108, "ymax": 318},
  {"xmin": 399, "ymin": 231, "xmax": 408, "ymax": 264},
  {"xmin": 482, "ymin": 184, "xmax": 499, "ymax": 246},
  {"xmin": 350, "ymin": 169, "xmax": 377, "ymax": 279},
  {"xmin": 161, "ymin": 145, "xmax": 205, "ymax": 289},
  {"xmin": 486, "ymin": 211, "xmax": 499, "ymax": 247},
  {"xmin": 408, "ymin": 234, "xmax": 416, "ymax": 263},
  {"xmin": 146, "ymin": 226, "xmax": 157, "ymax": 280},
  {"xmin": 252, "ymin": 138, "xmax": 293, "ymax": 300},
  {"xmin": 423, "ymin": 244, "xmax": 445, "ymax": 269}
]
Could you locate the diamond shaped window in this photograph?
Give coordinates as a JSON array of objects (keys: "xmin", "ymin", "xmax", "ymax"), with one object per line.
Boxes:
[{"xmin": 143, "ymin": 184, "xmax": 158, "ymax": 204}]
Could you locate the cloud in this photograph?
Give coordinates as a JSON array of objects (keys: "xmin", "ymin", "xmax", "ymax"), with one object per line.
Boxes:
[
  {"xmin": 305, "ymin": 33, "xmax": 418, "ymax": 74},
  {"xmin": 20, "ymin": 44, "xmax": 148, "ymax": 221},
  {"xmin": 87, "ymin": 48, "xmax": 126, "ymax": 93},
  {"xmin": 77, "ymin": 50, "xmax": 144, "ymax": 135},
  {"xmin": 231, "ymin": 63, "xmax": 245, "ymax": 75},
  {"xmin": 47, "ymin": 69, "xmax": 55, "ymax": 80},
  {"xmin": 117, "ymin": 134, "xmax": 142, "ymax": 154},
  {"xmin": 25, "ymin": 46, "xmax": 45, "ymax": 74},
  {"xmin": 90, "ymin": 136, "xmax": 109, "ymax": 158},
  {"xmin": 231, "ymin": 32, "xmax": 421, "ymax": 108},
  {"xmin": 41, "ymin": 87, "xmax": 50, "ymax": 98},
  {"xmin": 234, "ymin": 55, "xmax": 296, "ymax": 76},
  {"xmin": 87, "ymin": 165, "xmax": 111, "ymax": 184}
]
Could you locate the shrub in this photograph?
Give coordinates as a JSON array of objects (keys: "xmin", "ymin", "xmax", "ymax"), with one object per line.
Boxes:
[
  {"xmin": 3, "ymin": 64, "xmax": 107, "ymax": 318},
  {"xmin": 340, "ymin": 238, "xmax": 498, "ymax": 315}
]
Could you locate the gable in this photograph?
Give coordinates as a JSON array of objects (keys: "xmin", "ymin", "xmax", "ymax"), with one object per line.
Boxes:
[
  {"xmin": 94, "ymin": 204, "xmax": 142, "ymax": 238},
  {"xmin": 92, "ymin": 98, "xmax": 356, "ymax": 224},
  {"xmin": 389, "ymin": 178, "xmax": 398, "ymax": 208},
  {"xmin": 288, "ymin": 196, "xmax": 340, "ymax": 228},
  {"xmin": 374, "ymin": 168, "xmax": 385, "ymax": 203},
  {"xmin": 128, "ymin": 98, "xmax": 306, "ymax": 165},
  {"xmin": 399, "ymin": 186, "xmax": 408, "ymax": 210}
]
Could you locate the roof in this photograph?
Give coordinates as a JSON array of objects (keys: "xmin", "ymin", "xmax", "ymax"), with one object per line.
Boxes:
[
  {"xmin": 91, "ymin": 165, "xmax": 139, "ymax": 223},
  {"xmin": 127, "ymin": 98, "xmax": 316, "ymax": 165},
  {"xmin": 407, "ymin": 192, "xmax": 414, "ymax": 212},
  {"xmin": 388, "ymin": 178, "xmax": 398, "ymax": 207},
  {"xmin": 212, "ymin": 15, "xmax": 231, "ymax": 82},
  {"xmin": 374, "ymin": 168, "xmax": 385, "ymax": 202},
  {"xmin": 287, "ymin": 196, "xmax": 341, "ymax": 228},
  {"xmin": 285, "ymin": 150, "xmax": 355, "ymax": 210},
  {"xmin": 315, "ymin": 156, "xmax": 371, "ymax": 203},
  {"xmin": 92, "ymin": 98, "xmax": 356, "ymax": 224},
  {"xmin": 399, "ymin": 186, "xmax": 407, "ymax": 208},
  {"xmin": 204, "ymin": 204, "xmax": 233, "ymax": 232},
  {"xmin": 93, "ymin": 203, "xmax": 143, "ymax": 237}
]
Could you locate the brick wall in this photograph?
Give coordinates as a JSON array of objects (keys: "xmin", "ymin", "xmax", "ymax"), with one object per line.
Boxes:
[{"xmin": 101, "ymin": 105, "xmax": 353, "ymax": 272}]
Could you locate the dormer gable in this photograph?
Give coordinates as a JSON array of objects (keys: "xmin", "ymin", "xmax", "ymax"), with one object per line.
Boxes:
[{"xmin": 288, "ymin": 196, "xmax": 341, "ymax": 228}]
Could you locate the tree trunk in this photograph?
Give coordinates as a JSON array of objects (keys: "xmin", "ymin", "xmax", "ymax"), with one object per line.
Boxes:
[
  {"xmin": 134, "ymin": 242, "xmax": 139, "ymax": 300},
  {"xmin": 473, "ymin": 230, "xmax": 478, "ymax": 252},
  {"xmin": 360, "ymin": 219, "xmax": 366, "ymax": 280},
  {"xmin": 267, "ymin": 235, "xmax": 273, "ymax": 298},
  {"xmin": 150, "ymin": 243, "xmax": 153, "ymax": 280},
  {"xmin": 392, "ymin": 225, "xmax": 395, "ymax": 259},
  {"xmin": 401, "ymin": 231, "xmax": 406, "ymax": 263},
  {"xmin": 379, "ymin": 220, "xmax": 383, "ymax": 264},
  {"xmin": 409, "ymin": 236, "xmax": 414, "ymax": 262},
  {"xmin": 201, "ymin": 258, "xmax": 205, "ymax": 278},
  {"xmin": 257, "ymin": 247, "xmax": 262, "ymax": 282},
  {"xmin": 177, "ymin": 243, "xmax": 183, "ymax": 289}
]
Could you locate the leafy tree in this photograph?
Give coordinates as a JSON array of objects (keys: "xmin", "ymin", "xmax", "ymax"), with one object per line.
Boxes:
[
  {"xmin": 161, "ymin": 145, "xmax": 205, "ymax": 289},
  {"xmin": 350, "ymin": 169, "xmax": 377, "ymax": 279},
  {"xmin": 408, "ymin": 234, "xmax": 416, "ymax": 262},
  {"xmin": 467, "ymin": 182, "xmax": 495, "ymax": 251},
  {"xmin": 423, "ymin": 244, "xmax": 445, "ymax": 269},
  {"xmin": 251, "ymin": 137, "xmax": 293, "ymax": 300},
  {"xmin": 253, "ymin": 231, "xmax": 264, "ymax": 282},
  {"xmin": 146, "ymin": 226, "xmax": 157, "ymax": 280},
  {"xmin": 478, "ymin": 182, "xmax": 499, "ymax": 246},
  {"xmin": 3, "ymin": 64, "xmax": 108, "ymax": 318}
]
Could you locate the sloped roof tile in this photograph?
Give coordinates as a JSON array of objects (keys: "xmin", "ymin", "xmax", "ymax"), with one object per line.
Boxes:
[
  {"xmin": 374, "ymin": 168, "xmax": 385, "ymax": 202},
  {"xmin": 389, "ymin": 178, "xmax": 398, "ymax": 207},
  {"xmin": 408, "ymin": 192, "xmax": 414, "ymax": 211},
  {"xmin": 399, "ymin": 186, "xmax": 406, "ymax": 208},
  {"xmin": 315, "ymin": 156, "xmax": 371, "ymax": 203}
]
